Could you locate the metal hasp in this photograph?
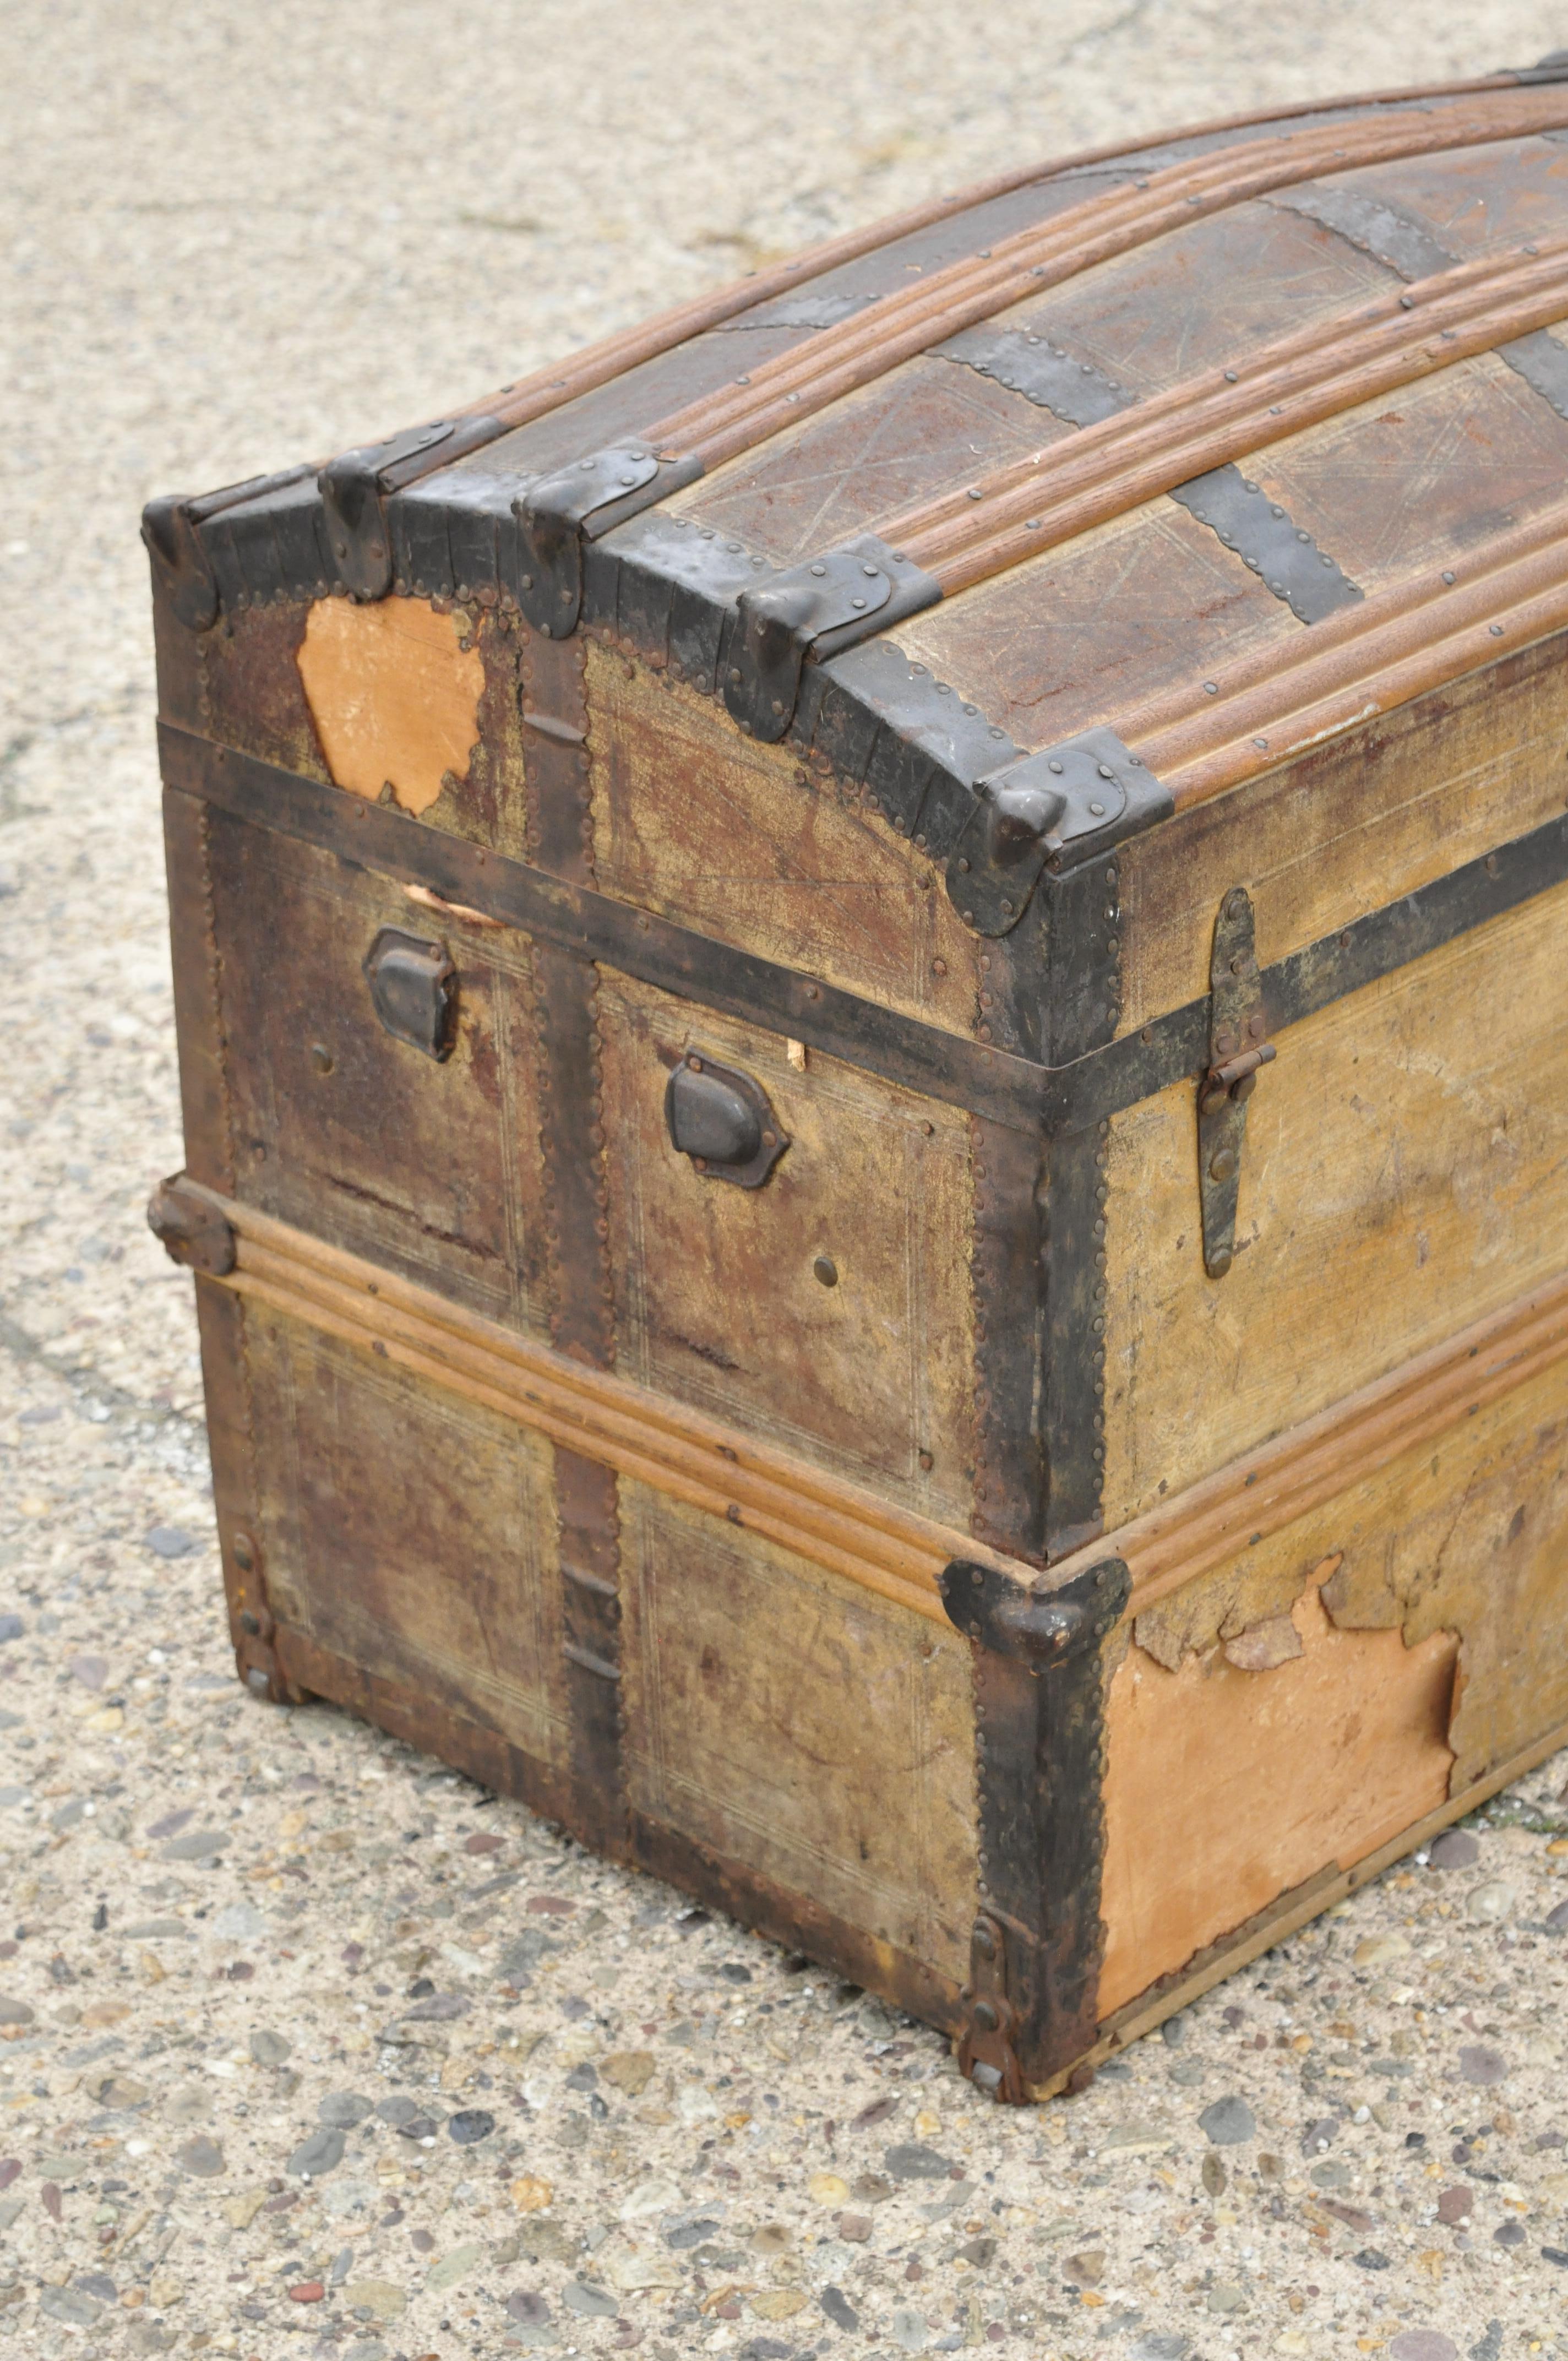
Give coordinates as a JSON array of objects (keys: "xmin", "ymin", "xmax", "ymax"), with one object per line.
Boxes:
[
  {"xmin": 319, "ymin": 416, "xmax": 507, "ymax": 601},
  {"xmin": 515, "ymin": 445, "xmax": 702, "ymax": 639},
  {"xmin": 723, "ymin": 536, "xmax": 941, "ymax": 743},
  {"xmin": 665, "ymin": 1052, "xmax": 789, "ymax": 1188},
  {"xmin": 363, "ymin": 928, "xmax": 458, "ymax": 1061},
  {"xmin": 945, "ymin": 728, "xmax": 1169, "ymax": 936},
  {"xmin": 1199, "ymin": 886, "xmax": 1276, "ymax": 1278},
  {"xmin": 940, "ymin": 1555, "xmax": 1131, "ymax": 2100}
]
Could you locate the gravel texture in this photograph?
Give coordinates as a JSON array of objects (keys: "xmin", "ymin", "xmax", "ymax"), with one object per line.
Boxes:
[{"xmin": 5, "ymin": 4, "xmax": 1568, "ymax": 2357}]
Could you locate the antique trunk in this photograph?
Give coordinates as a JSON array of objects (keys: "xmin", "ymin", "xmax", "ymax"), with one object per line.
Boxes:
[{"xmin": 145, "ymin": 61, "xmax": 1568, "ymax": 2099}]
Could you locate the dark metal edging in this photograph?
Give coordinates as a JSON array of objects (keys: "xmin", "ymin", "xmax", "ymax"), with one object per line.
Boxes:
[
  {"xmin": 156, "ymin": 722, "xmax": 1047, "ymax": 1133},
  {"xmin": 157, "ymin": 725, "xmax": 1568, "ymax": 1143}
]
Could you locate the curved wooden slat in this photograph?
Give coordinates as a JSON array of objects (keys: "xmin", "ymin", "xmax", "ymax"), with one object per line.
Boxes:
[
  {"xmin": 643, "ymin": 90, "xmax": 1568, "ymax": 470},
  {"xmin": 885, "ymin": 240, "xmax": 1568, "ymax": 585},
  {"xmin": 442, "ymin": 74, "xmax": 1534, "ymax": 443}
]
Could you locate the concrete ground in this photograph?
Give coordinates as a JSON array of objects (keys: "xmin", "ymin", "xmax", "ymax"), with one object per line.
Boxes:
[{"xmin": 5, "ymin": 4, "xmax": 1568, "ymax": 2357}]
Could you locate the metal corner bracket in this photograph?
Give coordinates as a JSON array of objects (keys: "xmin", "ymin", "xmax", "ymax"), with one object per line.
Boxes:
[
  {"xmin": 515, "ymin": 446, "xmax": 703, "ymax": 638},
  {"xmin": 945, "ymin": 728, "xmax": 1172, "ymax": 936},
  {"xmin": 939, "ymin": 1554, "xmax": 1131, "ymax": 1669},
  {"xmin": 722, "ymin": 536, "xmax": 941, "ymax": 743}
]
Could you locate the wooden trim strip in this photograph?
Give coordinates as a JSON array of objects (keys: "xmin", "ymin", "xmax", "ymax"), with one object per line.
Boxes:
[
  {"xmin": 1115, "ymin": 498, "xmax": 1568, "ymax": 747},
  {"xmin": 186, "ymin": 1185, "xmax": 1568, "ymax": 1648},
  {"xmin": 889, "ymin": 240, "xmax": 1568, "ymax": 590},
  {"xmin": 440, "ymin": 79, "xmax": 1525, "ymax": 443},
  {"xmin": 1039, "ymin": 1700, "xmax": 1568, "ymax": 2095},
  {"xmin": 185, "ymin": 1185, "xmax": 1030, "ymax": 1626},
  {"xmin": 644, "ymin": 91, "xmax": 1568, "ymax": 472},
  {"xmin": 1047, "ymin": 1265, "xmax": 1568, "ymax": 1620}
]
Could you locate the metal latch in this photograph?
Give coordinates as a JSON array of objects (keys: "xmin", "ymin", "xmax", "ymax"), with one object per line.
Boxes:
[
  {"xmin": 1198, "ymin": 887, "xmax": 1275, "ymax": 1278},
  {"xmin": 958, "ymin": 1912, "xmax": 1025, "ymax": 2104}
]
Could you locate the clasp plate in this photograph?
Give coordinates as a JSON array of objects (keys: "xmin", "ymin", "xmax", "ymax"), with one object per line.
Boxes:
[{"xmin": 1198, "ymin": 886, "xmax": 1276, "ymax": 1278}]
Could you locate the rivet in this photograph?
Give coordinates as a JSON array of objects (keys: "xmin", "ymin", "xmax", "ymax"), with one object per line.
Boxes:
[
  {"xmin": 1048, "ymin": 758, "xmax": 1063, "ymax": 774},
  {"xmin": 1088, "ymin": 799, "xmax": 1105, "ymax": 817},
  {"xmin": 956, "ymin": 857, "xmax": 970, "ymax": 873},
  {"xmin": 1204, "ymin": 682, "xmax": 1218, "ymax": 694},
  {"xmin": 810, "ymin": 563, "xmax": 826, "ymax": 576},
  {"xmin": 1442, "ymin": 569, "xmax": 1456, "ymax": 584},
  {"xmin": 813, "ymin": 1253, "xmax": 839, "ymax": 1288}
]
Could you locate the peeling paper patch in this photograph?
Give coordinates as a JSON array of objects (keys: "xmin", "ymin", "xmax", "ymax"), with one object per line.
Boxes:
[{"xmin": 1223, "ymin": 1612, "xmax": 1303, "ymax": 1672}]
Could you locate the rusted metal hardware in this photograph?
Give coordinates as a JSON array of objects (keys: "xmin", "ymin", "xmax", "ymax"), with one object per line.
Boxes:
[
  {"xmin": 586, "ymin": 512, "xmax": 774, "ymax": 695},
  {"xmin": 945, "ymin": 728, "xmax": 1169, "ymax": 936},
  {"xmin": 318, "ymin": 416, "xmax": 507, "ymax": 602},
  {"xmin": 942, "ymin": 1556, "xmax": 1131, "ymax": 2097},
  {"xmin": 146, "ymin": 1172, "xmax": 237, "ymax": 1277},
  {"xmin": 226, "ymin": 1526, "xmax": 304, "ymax": 1708},
  {"xmin": 1169, "ymin": 465, "xmax": 1363, "ymax": 623},
  {"xmin": 957, "ymin": 1911, "xmax": 1026, "ymax": 2103},
  {"xmin": 363, "ymin": 928, "xmax": 458, "ymax": 1061},
  {"xmin": 1271, "ymin": 178, "xmax": 1453, "ymax": 280},
  {"xmin": 940, "ymin": 1554, "xmax": 1129, "ymax": 1667},
  {"xmin": 1498, "ymin": 328, "xmax": 1568, "ymax": 421},
  {"xmin": 515, "ymin": 446, "xmax": 703, "ymax": 639},
  {"xmin": 665, "ymin": 1051, "xmax": 790, "ymax": 1188},
  {"xmin": 1199, "ymin": 888, "xmax": 1275, "ymax": 1279},
  {"xmin": 722, "ymin": 536, "xmax": 941, "ymax": 743},
  {"xmin": 141, "ymin": 467, "xmax": 316, "ymax": 632}
]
